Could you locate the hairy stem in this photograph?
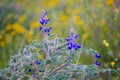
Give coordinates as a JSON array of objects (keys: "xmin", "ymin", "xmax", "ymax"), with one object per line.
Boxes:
[
  {"xmin": 44, "ymin": 34, "xmax": 50, "ymax": 77},
  {"xmin": 47, "ymin": 63, "xmax": 68, "ymax": 77},
  {"xmin": 20, "ymin": 32, "xmax": 28, "ymax": 49},
  {"xmin": 29, "ymin": 59, "xmax": 41, "ymax": 80},
  {"xmin": 76, "ymin": 38, "xmax": 84, "ymax": 64}
]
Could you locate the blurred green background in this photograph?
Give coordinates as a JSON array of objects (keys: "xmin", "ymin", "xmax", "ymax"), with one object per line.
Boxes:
[{"xmin": 0, "ymin": 0, "xmax": 120, "ymax": 76}]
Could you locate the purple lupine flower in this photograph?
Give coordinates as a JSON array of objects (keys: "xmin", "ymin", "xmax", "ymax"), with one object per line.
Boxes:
[
  {"xmin": 29, "ymin": 69, "xmax": 32, "ymax": 72},
  {"xmin": 94, "ymin": 53, "xmax": 101, "ymax": 59},
  {"xmin": 66, "ymin": 28, "xmax": 81, "ymax": 50},
  {"xmin": 39, "ymin": 70, "xmax": 41, "ymax": 72},
  {"xmin": 94, "ymin": 53, "xmax": 101, "ymax": 66},
  {"xmin": 35, "ymin": 60, "xmax": 40, "ymax": 65},
  {"xmin": 39, "ymin": 26, "xmax": 43, "ymax": 31},
  {"xmin": 39, "ymin": 10, "xmax": 50, "ymax": 25},
  {"xmin": 95, "ymin": 61, "xmax": 101, "ymax": 66},
  {"xmin": 23, "ymin": 48, "xmax": 29, "ymax": 55},
  {"xmin": 44, "ymin": 27, "xmax": 52, "ymax": 33},
  {"xmin": 39, "ymin": 10, "xmax": 52, "ymax": 36}
]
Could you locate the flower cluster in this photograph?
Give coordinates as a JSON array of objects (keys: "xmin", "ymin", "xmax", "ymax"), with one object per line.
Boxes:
[
  {"xmin": 94, "ymin": 53, "xmax": 101, "ymax": 66},
  {"xmin": 39, "ymin": 11, "xmax": 50, "ymax": 25},
  {"xmin": 39, "ymin": 10, "xmax": 52, "ymax": 35},
  {"xmin": 35, "ymin": 60, "xmax": 40, "ymax": 65},
  {"xmin": 66, "ymin": 28, "xmax": 81, "ymax": 50}
]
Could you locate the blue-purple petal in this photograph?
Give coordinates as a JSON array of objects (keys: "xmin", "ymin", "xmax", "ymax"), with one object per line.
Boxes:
[
  {"xmin": 29, "ymin": 69, "xmax": 32, "ymax": 72},
  {"xmin": 66, "ymin": 38, "xmax": 70, "ymax": 41},
  {"xmin": 77, "ymin": 44, "xmax": 81, "ymax": 48},
  {"xmin": 35, "ymin": 60, "xmax": 40, "ymax": 65},
  {"xmin": 95, "ymin": 61, "xmax": 101, "ymax": 66},
  {"xmin": 68, "ymin": 42, "xmax": 72, "ymax": 50},
  {"xmin": 74, "ymin": 34, "xmax": 79, "ymax": 39},
  {"xmin": 40, "ymin": 19, "xmax": 44, "ymax": 25},
  {"xmin": 39, "ymin": 26, "xmax": 43, "ymax": 31},
  {"xmin": 94, "ymin": 53, "xmax": 101, "ymax": 59}
]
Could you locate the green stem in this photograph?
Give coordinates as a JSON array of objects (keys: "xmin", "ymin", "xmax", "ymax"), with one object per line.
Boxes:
[{"xmin": 76, "ymin": 38, "xmax": 84, "ymax": 64}]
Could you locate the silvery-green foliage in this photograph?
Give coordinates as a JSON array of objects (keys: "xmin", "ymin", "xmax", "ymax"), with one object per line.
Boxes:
[
  {"xmin": 0, "ymin": 10, "xmax": 117, "ymax": 80},
  {"xmin": 0, "ymin": 34, "xmax": 117, "ymax": 80}
]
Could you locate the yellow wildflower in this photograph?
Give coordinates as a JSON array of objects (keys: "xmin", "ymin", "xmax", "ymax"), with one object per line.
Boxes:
[
  {"xmin": 73, "ymin": 15, "xmax": 83, "ymax": 26},
  {"xmin": 35, "ymin": 8, "xmax": 41, "ymax": 14},
  {"xmin": 0, "ymin": 34, "xmax": 3, "ymax": 39},
  {"xmin": 103, "ymin": 40, "xmax": 109, "ymax": 47},
  {"xmin": 59, "ymin": 15, "xmax": 68, "ymax": 21},
  {"xmin": 82, "ymin": 33, "xmax": 88, "ymax": 40},
  {"xmin": 107, "ymin": 0, "xmax": 114, "ymax": 6},
  {"xmin": 47, "ymin": 0, "xmax": 58, "ymax": 8},
  {"xmin": 76, "ymin": 20, "xmax": 83, "ymax": 26},
  {"xmin": 68, "ymin": 0, "xmax": 73, "ymax": 6},
  {"xmin": 10, "ymin": 31, "xmax": 16, "ymax": 37},
  {"xmin": 0, "ymin": 41, "xmax": 5, "ymax": 47},
  {"xmin": 72, "ymin": 9, "xmax": 80, "ymax": 15},
  {"xmin": 29, "ymin": 20, "xmax": 40, "ymax": 28},
  {"xmin": 58, "ymin": 14, "xmax": 68, "ymax": 26},
  {"xmin": 26, "ymin": 30, "xmax": 33, "ymax": 40},
  {"xmin": 6, "ymin": 24, "xmax": 12, "ymax": 31},
  {"xmin": 12, "ymin": 23, "xmax": 26, "ymax": 34},
  {"xmin": 5, "ymin": 35, "xmax": 12, "ymax": 44},
  {"xmin": 18, "ymin": 15, "xmax": 27, "ymax": 24},
  {"xmin": 73, "ymin": 15, "xmax": 79, "ymax": 21},
  {"xmin": 38, "ymin": 53, "xmax": 45, "ymax": 60},
  {"xmin": 111, "ymin": 61, "xmax": 115, "ymax": 67},
  {"xmin": 103, "ymin": 25, "xmax": 109, "ymax": 32},
  {"xmin": 0, "ymin": 30, "xmax": 5, "ymax": 34},
  {"xmin": 100, "ymin": 20, "xmax": 106, "ymax": 26}
]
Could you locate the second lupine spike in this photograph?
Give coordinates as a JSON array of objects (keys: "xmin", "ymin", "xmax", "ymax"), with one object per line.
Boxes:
[{"xmin": 66, "ymin": 28, "xmax": 81, "ymax": 50}]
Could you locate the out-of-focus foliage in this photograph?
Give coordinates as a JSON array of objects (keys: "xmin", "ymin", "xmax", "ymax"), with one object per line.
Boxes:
[
  {"xmin": 0, "ymin": 28, "xmax": 117, "ymax": 80},
  {"xmin": 0, "ymin": 0, "xmax": 120, "ymax": 79}
]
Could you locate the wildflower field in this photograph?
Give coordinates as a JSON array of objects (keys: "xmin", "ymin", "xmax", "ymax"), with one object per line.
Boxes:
[{"xmin": 0, "ymin": 0, "xmax": 120, "ymax": 80}]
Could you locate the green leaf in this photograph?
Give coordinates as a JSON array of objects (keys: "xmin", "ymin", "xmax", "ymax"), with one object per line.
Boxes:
[
  {"xmin": 53, "ymin": 73, "xmax": 68, "ymax": 80},
  {"xmin": 46, "ymin": 59, "xmax": 52, "ymax": 64},
  {"xmin": 44, "ymin": 78, "xmax": 51, "ymax": 80}
]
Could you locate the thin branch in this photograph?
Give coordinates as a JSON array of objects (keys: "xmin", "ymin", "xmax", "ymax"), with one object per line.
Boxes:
[
  {"xmin": 76, "ymin": 38, "xmax": 84, "ymax": 64},
  {"xmin": 29, "ymin": 59, "xmax": 42, "ymax": 80},
  {"xmin": 43, "ymin": 35, "xmax": 51, "ymax": 77},
  {"xmin": 20, "ymin": 32, "xmax": 28, "ymax": 49},
  {"xmin": 47, "ymin": 63, "xmax": 68, "ymax": 77}
]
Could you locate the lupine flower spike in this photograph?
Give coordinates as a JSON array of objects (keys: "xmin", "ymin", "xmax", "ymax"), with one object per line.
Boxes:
[
  {"xmin": 39, "ymin": 10, "xmax": 50, "ymax": 25},
  {"xmin": 66, "ymin": 28, "xmax": 81, "ymax": 50},
  {"xmin": 39, "ymin": 10, "xmax": 52, "ymax": 36}
]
